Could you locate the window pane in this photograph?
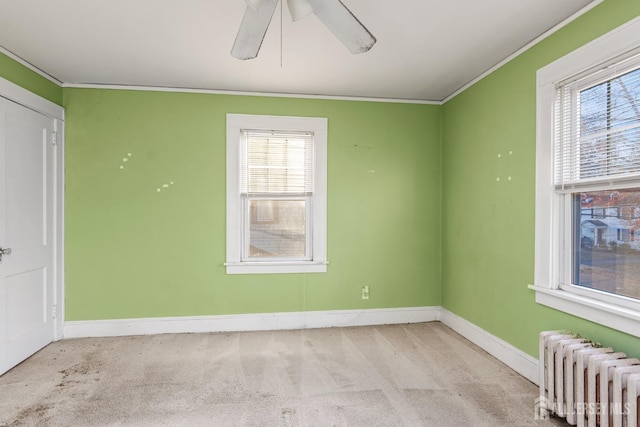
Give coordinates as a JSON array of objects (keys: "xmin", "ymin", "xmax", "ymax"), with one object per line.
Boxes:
[
  {"xmin": 248, "ymin": 200, "xmax": 307, "ymax": 258},
  {"xmin": 581, "ymin": 67, "xmax": 640, "ymax": 137},
  {"xmin": 574, "ymin": 188, "xmax": 640, "ymax": 299},
  {"xmin": 578, "ymin": 67, "xmax": 640, "ymax": 180},
  {"xmin": 242, "ymin": 131, "xmax": 314, "ymax": 194}
]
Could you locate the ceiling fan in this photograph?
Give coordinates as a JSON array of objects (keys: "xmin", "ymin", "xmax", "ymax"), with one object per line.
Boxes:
[{"xmin": 231, "ymin": 0, "xmax": 376, "ymax": 60}]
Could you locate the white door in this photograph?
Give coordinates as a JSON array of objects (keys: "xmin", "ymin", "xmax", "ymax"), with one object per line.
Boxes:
[{"xmin": 0, "ymin": 96, "xmax": 55, "ymax": 376}]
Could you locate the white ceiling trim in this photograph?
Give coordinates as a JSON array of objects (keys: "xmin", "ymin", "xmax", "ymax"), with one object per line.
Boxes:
[
  {"xmin": 62, "ymin": 83, "xmax": 442, "ymax": 105},
  {"xmin": 442, "ymin": 0, "xmax": 604, "ymax": 104},
  {"xmin": 0, "ymin": 45, "xmax": 63, "ymax": 86}
]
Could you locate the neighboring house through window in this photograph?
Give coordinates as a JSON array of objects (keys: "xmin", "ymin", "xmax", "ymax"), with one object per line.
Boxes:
[
  {"xmin": 226, "ymin": 114, "xmax": 328, "ymax": 274},
  {"xmin": 531, "ymin": 17, "xmax": 640, "ymax": 338}
]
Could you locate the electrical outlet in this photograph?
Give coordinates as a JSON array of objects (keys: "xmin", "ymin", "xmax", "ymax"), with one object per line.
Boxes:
[{"xmin": 361, "ymin": 285, "xmax": 370, "ymax": 300}]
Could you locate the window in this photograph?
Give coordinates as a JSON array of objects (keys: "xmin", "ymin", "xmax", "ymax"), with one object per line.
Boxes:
[
  {"xmin": 532, "ymin": 17, "xmax": 640, "ymax": 338},
  {"xmin": 226, "ymin": 114, "xmax": 327, "ymax": 274},
  {"xmin": 560, "ymin": 64, "xmax": 640, "ymax": 300}
]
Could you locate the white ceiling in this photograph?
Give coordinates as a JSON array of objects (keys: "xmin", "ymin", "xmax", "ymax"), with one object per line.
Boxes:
[{"xmin": 0, "ymin": 0, "xmax": 597, "ymax": 102}]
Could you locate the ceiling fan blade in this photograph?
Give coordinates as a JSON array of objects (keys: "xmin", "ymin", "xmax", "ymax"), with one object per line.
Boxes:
[
  {"xmin": 231, "ymin": 0, "xmax": 278, "ymax": 60},
  {"xmin": 307, "ymin": 0, "xmax": 376, "ymax": 54},
  {"xmin": 245, "ymin": 0, "xmax": 262, "ymax": 12},
  {"xmin": 287, "ymin": 0, "xmax": 313, "ymax": 22}
]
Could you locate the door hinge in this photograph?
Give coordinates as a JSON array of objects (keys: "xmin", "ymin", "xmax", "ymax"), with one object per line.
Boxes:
[
  {"xmin": 52, "ymin": 304, "xmax": 57, "ymax": 319},
  {"xmin": 52, "ymin": 131, "xmax": 57, "ymax": 146}
]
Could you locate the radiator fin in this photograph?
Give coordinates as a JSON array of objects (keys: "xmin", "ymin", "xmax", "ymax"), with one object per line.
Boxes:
[{"xmin": 540, "ymin": 331, "xmax": 639, "ymax": 427}]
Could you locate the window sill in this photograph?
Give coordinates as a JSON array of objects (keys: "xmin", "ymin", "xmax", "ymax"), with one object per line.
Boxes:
[
  {"xmin": 528, "ymin": 285, "xmax": 640, "ymax": 339},
  {"xmin": 225, "ymin": 261, "xmax": 328, "ymax": 275}
]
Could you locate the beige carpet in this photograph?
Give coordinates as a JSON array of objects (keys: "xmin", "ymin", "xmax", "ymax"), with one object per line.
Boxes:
[{"xmin": 0, "ymin": 322, "xmax": 564, "ymax": 426}]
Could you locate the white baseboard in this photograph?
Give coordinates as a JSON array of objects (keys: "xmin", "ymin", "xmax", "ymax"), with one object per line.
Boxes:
[
  {"xmin": 439, "ymin": 308, "xmax": 539, "ymax": 385},
  {"xmin": 63, "ymin": 306, "xmax": 539, "ymax": 385},
  {"xmin": 63, "ymin": 306, "xmax": 440, "ymax": 339}
]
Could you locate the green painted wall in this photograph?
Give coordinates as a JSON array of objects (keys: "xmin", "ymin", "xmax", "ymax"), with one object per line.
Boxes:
[
  {"xmin": 63, "ymin": 88, "xmax": 442, "ymax": 320},
  {"xmin": 442, "ymin": 0, "xmax": 640, "ymax": 358},
  {"xmin": 4, "ymin": 0, "xmax": 639, "ymax": 362},
  {"xmin": 0, "ymin": 52, "xmax": 62, "ymax": 105}
]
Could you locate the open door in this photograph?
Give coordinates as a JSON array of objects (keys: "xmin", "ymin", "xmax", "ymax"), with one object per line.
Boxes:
[{"xmin": 0, "ymin": 95, "xmax": 57, "ymax": 375}]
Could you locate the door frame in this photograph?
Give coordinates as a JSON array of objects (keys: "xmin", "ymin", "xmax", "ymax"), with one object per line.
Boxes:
[{"xmin": 0, "ymin": 76, "xmax": 65, "ymax": 341}]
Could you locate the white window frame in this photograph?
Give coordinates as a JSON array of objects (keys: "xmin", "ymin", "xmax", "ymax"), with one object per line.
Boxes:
[
  {"xmin": 225, "ymin": 114, "xmax": 328, "ymax": 274},
  {"xmin": 531, "ymin": 17, "xmax": 640, "ymax": 338}
]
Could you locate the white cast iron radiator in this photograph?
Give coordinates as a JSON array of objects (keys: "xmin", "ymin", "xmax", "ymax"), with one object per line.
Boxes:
[{"xmin": 539, "ymin": 331, "xmax": 640, "ymax": 427}]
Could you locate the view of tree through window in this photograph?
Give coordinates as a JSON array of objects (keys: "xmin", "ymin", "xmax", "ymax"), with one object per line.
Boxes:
[
  {"xmin": 579, "ymin": 66, "xmax": 640, "ymax": 179},
  {"xmin": 574, "ymin": 65, "xmax": 640, "ymax": 299}
]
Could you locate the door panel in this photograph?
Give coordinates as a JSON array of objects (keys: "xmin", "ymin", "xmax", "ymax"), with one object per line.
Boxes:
[
  {"xmin": 6, "ymin": 114, "xmax": 47, "ymax": 247},
  {"xmin": 6, "ymin": 269, "xmax": 47, "ymax": 341},
  {"xmin": 0, "ymin": 96, "xmax": 55, "ymax": 375}
]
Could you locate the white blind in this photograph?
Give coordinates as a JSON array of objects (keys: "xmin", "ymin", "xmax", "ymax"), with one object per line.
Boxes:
[
  {"xmin": 555, "ymin": 59, "xmax": 640, "ymax": 191},
  {"xmin": 240, "ymin": 130, "xmax": 314, "ymax": 195}
]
